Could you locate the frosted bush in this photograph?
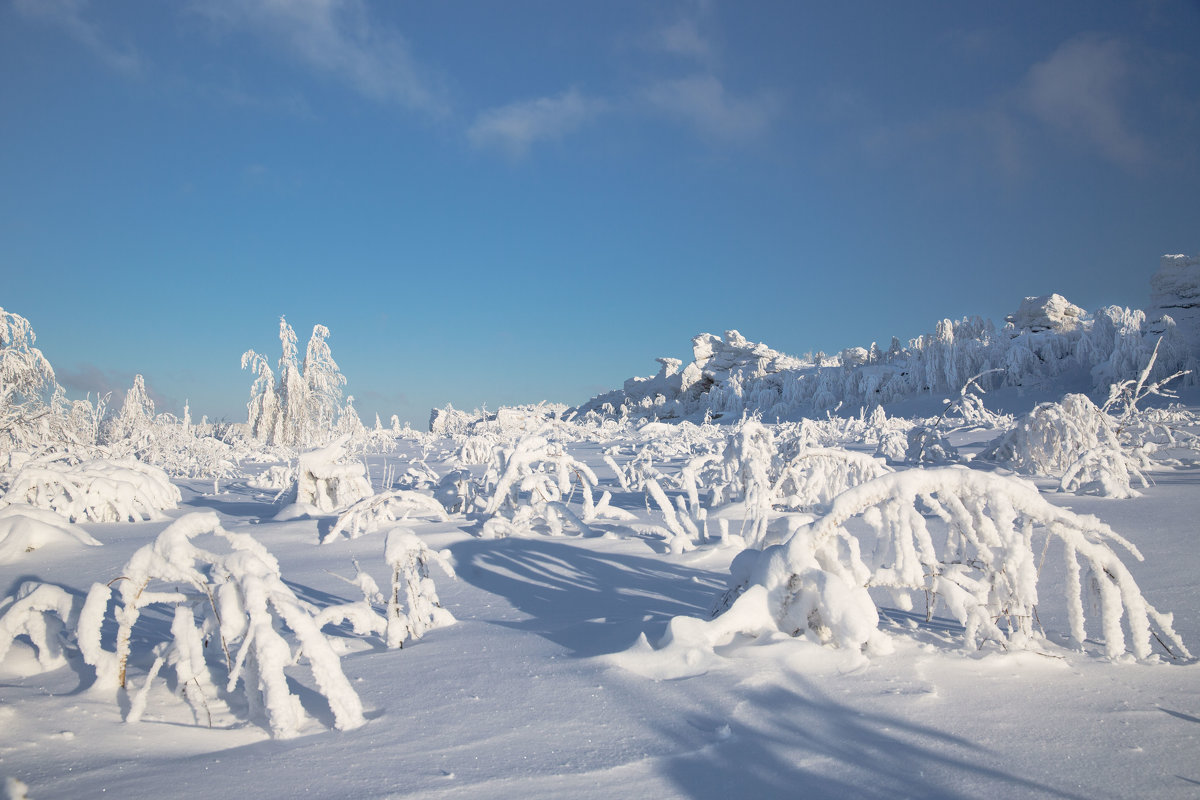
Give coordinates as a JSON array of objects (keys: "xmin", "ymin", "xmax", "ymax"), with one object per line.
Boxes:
[
  {"xmin": 74, "ymin": 512, "xmax": 365, "ymax": 738},
  {"xmin": 477, "ymin": 430, "xmax": 599, "ymax": 537},
  {"xmin": 434, "ymin": 468, "xmax": 475, "ymax": 514},
  {"xmin": 0, "ymin": 581, "xmax": 80, "ymax": 671},
  {"xmin": 711, "ymin": 419, "xmax": 776, "ymax": 549},
  {"xmin": 1059, "ymin": 447, "xmax": 1148, "ymax": 499},
  {"xmin": 248, "ymin": 464, "xmax": 295, "ymax": 491},
  {"xmin": 453, "ymin": 434, "xmax": 495, "ymax": 465},
  {"xmin": 315, "ymin": 529, "xmax": 456, "ymax": 649},
  {"xmin": 633, "ymin": 468, "xmax": 1188, "ymax": 669},
  {"xmin": 874, "ymin": 430, "xmax": 909, "ymax": 462},
  {"xmin": 0, "ymin": 506, "xmax": 100, "ymax": 563},
  {"xmin": 323, "ymin": 490, "xmax": 448, "ymax": 543},
  {"xmin": 3, "ymin": 458, "xmax": 180, "ymax": 522},
  {"xmin": 979, "ymin": 394, "xmax": 1118, "ymax": 477},
  {"xmin": 772, "ymin": 448, "xmax": 892, "ymax": 512},
  {"xmin": 904, "ymin": 425, "xmax": 959, "ymax": 465},
  {"xmin": 294, "ymin": 437, "xmax": 372, "ymax": 513},
  {"xmin": 382, "ymin": 528, "xmax": 456, "ymax": 647}
]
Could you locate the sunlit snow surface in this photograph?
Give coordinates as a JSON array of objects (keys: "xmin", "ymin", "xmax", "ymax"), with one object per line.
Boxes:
[{"xmin": 2, "ymin": 423, "xmax": 1199, "ymax": 800}]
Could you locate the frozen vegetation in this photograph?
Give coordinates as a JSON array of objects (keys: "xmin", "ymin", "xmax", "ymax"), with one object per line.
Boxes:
[{"xmin": 2, "ymin": 255, "xmax": 1200, "ymax": 798}]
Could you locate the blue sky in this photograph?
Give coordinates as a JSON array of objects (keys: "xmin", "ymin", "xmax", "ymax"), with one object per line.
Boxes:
[{"xmin": 2, "ymin": 1, "xmax": 1198, "ymax": 426}]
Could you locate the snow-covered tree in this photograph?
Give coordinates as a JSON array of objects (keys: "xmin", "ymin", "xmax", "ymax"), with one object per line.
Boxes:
[
  {"xmin": 630, "ymin": 468, "xmax": 1189, "ymax": 673},
  {"xmin": 242, "ymin": 317, "xmax": 350, "ymax": 449},
  {"xmin": 0, "ymin": 308, "xmax": 59, "ymax": 460},
  {"xmin": 74, "ymin": 512, "xmax": 366, "ymax": 738}
]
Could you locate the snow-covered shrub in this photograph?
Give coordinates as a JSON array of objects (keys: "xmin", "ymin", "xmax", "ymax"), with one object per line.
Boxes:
[
  {"xmin": 323, "ymin": 490, "xmax": 448, "ymax": 543},
  {"xmin": 382, "ymin": 528, "xmax": 455, "ymax": 647},
  {"xmin": 904, "ymin": 425, "xmax": 959, "ymax": 465},
  {"xmin": 1059, "ymin": 447, "xmax": 1148, "ymax": 499},
  {"xmin": 434, "ymin": 468, "xmax": 475, "ymax": 514},
  {"xmin": 75, "ymin": 512, "xmax": 365, "ymax": 738},
  {"xmin": 478, "ymin": 430, "xmax": 599, "ymax": 536},
  {"xmin": 316, "ymin": 529, "xmax": 455, "ymax": 649},
  {"xmin": 248, "ymin": 464, "xmax": 295, "ymax": 491},
  {"xmin": 729, "ymin": 469, "xmax": 1187, "ymax": 658},
  {"xmin": 1101, "ymin": 337, "xmax": 1190, "ymax": 427},
  {"xmin": 3, "ymin": 458, "xmax": 180, "ymax": 522},
  {"xmin": 979, "ymin": 394, "xmax": 1118, "ymax": 477},
  {"xmin": 0, "ymin": 506, "xmax": 100, "ymax": 563},
  {"xmin": 874, "ymin": 430, "xmax": 909, "ymax": 462},
  {"xmin": 630, "ymin": 468, "xmax": 1189, "ymax": 671},
  {"xmin": 772, "ymin": 448, "xmax": 892, "ymax": 512},
  {"xmin": 711, "ymin": 418, "xmax": 776, "ymax": 549},
  {"xmin": 293, "ymin": 438, "xmax": 372, "ymax": 513},
  {"xmin": 453, "ymin": 434, "xmax": 495, "ymax": 465},
  {"xmin": 0, "ymin": 581, "xmax": 80, "ymax": 671}
]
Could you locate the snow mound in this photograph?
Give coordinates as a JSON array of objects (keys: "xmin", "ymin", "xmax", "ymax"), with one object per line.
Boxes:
[{"xmin": 0, "ymin": 506, "xmax": 100, "ymax": 563}]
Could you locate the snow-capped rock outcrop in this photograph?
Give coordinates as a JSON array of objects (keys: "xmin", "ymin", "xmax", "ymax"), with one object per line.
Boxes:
[
  {"xmin": 1148, "ymin": 253, "xmax": 1200, "ymax": 353},
  {"xmin": 1006, "ymin": 294, "xmax": 1086, "ymax": 334},
  {"xmin": 576, "ymin": 330, "xmax": 804, "ymax": 418}
]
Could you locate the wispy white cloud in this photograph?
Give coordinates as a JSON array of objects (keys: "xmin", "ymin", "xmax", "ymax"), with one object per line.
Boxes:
[
  {"xmin": 641, "ymin": 75, "xmax": 779, "ymax": 142},
  {"xmin": 13, "ymin": 0, "xmax": 141, "ymax": 75},
  {"xmin": 1022, "ymin": 34, "xmax": 1146, "ymax": 168},
  {"xmin": 467, "ymin": 89, "xmax": 607, "ymax": 157},
  {"xmin": 653, "ymin": 17, "xmax": 712, "ymax": 62},
  {"xmin": 189, "ymin": 0, "xmax": 445, "ymax": 114}
]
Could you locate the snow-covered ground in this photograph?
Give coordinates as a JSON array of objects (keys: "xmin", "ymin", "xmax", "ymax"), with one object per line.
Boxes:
[{"xmin": 3, "ymin": 418, "xmax": 1198, "ymax": 799}]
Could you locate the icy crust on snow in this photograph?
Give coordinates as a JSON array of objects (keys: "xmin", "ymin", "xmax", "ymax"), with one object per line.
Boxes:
[{"xmin": 568, "ymin": 261, "xmax": 1200, "ymax": 424}]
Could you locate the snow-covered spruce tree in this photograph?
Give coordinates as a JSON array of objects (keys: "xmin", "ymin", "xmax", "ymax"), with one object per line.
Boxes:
[
  {"xmin": 277, "ymin": 316, "xmax": 307, "ymax": 447},
  {"xmin": 665, "ymin": 468, "xmax": 1189, "ymax": 662},
  {"xmin": 0, "ymin": 308, "xmax": 64, "ymax": 462},
  {"xmin": 74, "ymin": 511, "xmax": 366, "ymax": 738},
  {"xmin": 242, "ymin": 318, "xmax": 350, "ymax": 450},
  {"xmin": 105, "ymin": 374, "xmax": 155, "ymax": 451},
  {"xmin": 302, "ymin": 324, "xmax": 345, "ymax": 446},
  {"xmin": 240, "ymin": 349, "xmax": 279, "ymax": 444}
]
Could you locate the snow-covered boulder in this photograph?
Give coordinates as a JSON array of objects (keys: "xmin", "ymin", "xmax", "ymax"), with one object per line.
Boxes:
[{"xmin": 1006, "ymin": 294, "xmax": 1086, "ymax": 334}]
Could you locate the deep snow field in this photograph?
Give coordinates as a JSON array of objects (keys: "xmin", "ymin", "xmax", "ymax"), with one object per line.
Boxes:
[{"xmin": 3, "ymin": 409, "xmax": 1199, "ymax": 800}]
